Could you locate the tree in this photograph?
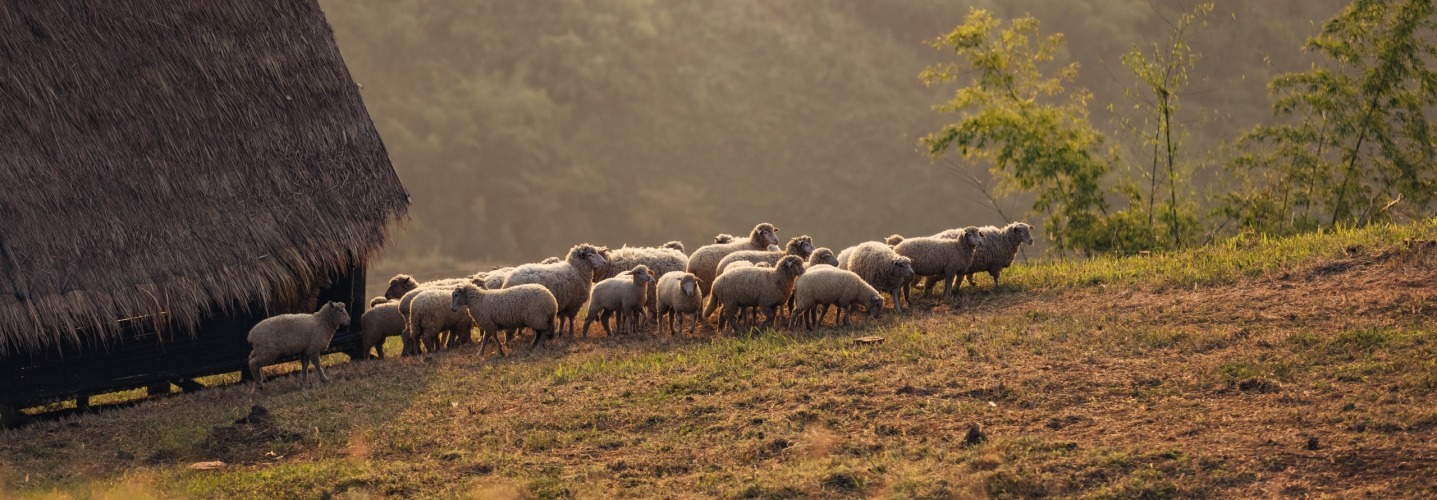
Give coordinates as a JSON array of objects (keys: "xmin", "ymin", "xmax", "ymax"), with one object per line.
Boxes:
[
  {"xmin": 920, "ymin": 9, "xmax": 1113, "ymax": 253},
  {"xmin": 1119, "ymin": 3, "xmax": 1213, "ymax": 248},
  {"xmin": 1224, "ymin": 0, "xmax": 1437, "ymax": 233}
]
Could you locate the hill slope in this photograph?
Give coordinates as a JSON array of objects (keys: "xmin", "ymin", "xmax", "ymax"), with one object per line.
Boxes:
[{"xmin": 2, "ymin": 221, "xmax": 1434, "ymax": 497}]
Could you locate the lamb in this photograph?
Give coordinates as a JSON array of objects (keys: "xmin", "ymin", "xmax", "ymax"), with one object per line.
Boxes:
[
  {"xmin": 398, "ymin": 287, "xmax": 475, "ymax": 354},
  {"xmin": 960, "ymin": 222, "xmax": 1035, "ymax": 288},
  {"xmin": 503, "ymin": 243, "xmax": 609, "ymax": 337},
  {"xmin": 450, "ymin": 283, "xmax": 559, "ymax": 355},
  {"xmin": 582, "ymin": 265, "xmax": 656, "ymax": 337},
  {"xmin": 894, "ymin": 226, "xmax": 984, "ymax": 301},
  {"xmin": 247, "ymin": 301, "xmax": 350, "ymax": 390},
  {"xmin": 702, "ymin": 255, "xmax": 806, "ymax": 333},
  {"xmin": 839, "ymin": 242, "xmax": 916, "ymax": 313},
  {"xmin": 389, "ymin": 275, "xmax": 476, "ymax": 352},
  {"xmin": 655, "ymin": 271, "xmax": 705, "ymax": 335},
  {"xmin": 714, "ymin": 235, "xmax": 816, "ymax": 276},
  {"xmin": 687, "ymin": 223, "xmax": 781, "ymax": 297},
  {"xmin": 592, "ymin": 244, "xmax": 689, "ymax": 322},
  {"xmin": 360, "ymin": 297, "xmax": 402, "ymax": 360},
  {"xmin": 790, "ymin": 266, "xmax": 884, "ymax": 330}
]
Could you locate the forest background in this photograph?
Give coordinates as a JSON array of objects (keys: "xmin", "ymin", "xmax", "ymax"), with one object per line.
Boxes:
[{"xmin": 318, "ymin": 0, "xmax": 1389, "ymax": 280}]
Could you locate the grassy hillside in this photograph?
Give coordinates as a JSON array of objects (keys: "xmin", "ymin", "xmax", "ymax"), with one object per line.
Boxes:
[{"xmin": 3, "ymin": 220, "xmax": 1435, "ymax": 498}]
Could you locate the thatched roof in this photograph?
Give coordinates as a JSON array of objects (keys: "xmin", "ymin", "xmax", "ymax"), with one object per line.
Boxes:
[{"xmin": 0, "ymin": 2, "xmax": 409, "ymax": 355}]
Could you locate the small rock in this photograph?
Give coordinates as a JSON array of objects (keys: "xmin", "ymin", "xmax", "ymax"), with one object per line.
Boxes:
[{"xmin": 962, "ymin": 423, "xmax": 987, "ymax": 446}]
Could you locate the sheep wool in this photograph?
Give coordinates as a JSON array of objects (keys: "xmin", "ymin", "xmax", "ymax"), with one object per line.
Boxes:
[
  {"xmin": 503, "ymin": 243, "xmax": 609, "ymax": 337},
  {"xmin": 687, "ymin": 223, "xmax": 781, "ymax": 297},
  {"xmin": 715, "ymin": 235, "xmax": 816, "ymax": 276},
  {"xmin": 247, "ymin": 301, "xmax": 351, "ymax": 390},
  {"xmin": 791, "ymin": 265, "xmax": 884, "ymax": 330},
  {"xmin": 894, "ymin": 227, "xmax": 984, "ymax": 300},
  {"xmin": 451, "ymin": 283, "xmax": 559, "ymax": 355},
  {"xmin": 655, "ymin": 271, "xmax": 705, "ymax": 335},
  {"xmin": 840, "ymin": 241, "xmax": 916, "ymax": 313},
  {"xmin": 963, "ymin": 222, "xmax": 1035, "ymax": 287},
  {"xmin": 361, "ymin": 300, "xmax": 403, "ymax": 360},
  {"xmin": 702, "ymin": 254, "xmax": 806, "ymax": 333},
  {"xmin": 583, "ymin": 265, "xmax": 656, "ymax": 337}
]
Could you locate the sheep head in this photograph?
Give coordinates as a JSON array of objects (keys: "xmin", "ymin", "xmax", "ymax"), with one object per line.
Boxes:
[
  {"xmin": 885, "ymin": 234, "xmax": 904, "ymax": 247},
  {"xmin": 1011, "ymin": 222, "xmax": 1035, "ymax": 245},
  {"xmin": 321, "ymin": 301, "xmax": 350, "ymax": 327},
  {"xmin": 663, "ymin": 241, "xmax": 686, "ymax": 253},
  {"xmin": 892, "ymin": 257, "xmax": 915, "ymax": 281},
  {"xmin": 776, "ymin": 255, "xmax": 806, "ymax": 278},
  {"xmin": 451, "ymin": 283, "xmax": 479, "ymax": 312},
  {"xmin": 865, "ymin": 294, "xmax": 885, "ymax": 319},
  {"xmin": 568, "ymin": 243, "xmax": 609, "ymax": 269},
  {"xmin": 714, "ymin": 233, "xmax": 736, "ymax": 244},
  {"xmin": 368, "ymin": 296, "xmax": 389, "ymax": 308},
  {"xmin": 628, "ymin": 265, "xmax": 656, "ymax": 284},
  {"xmin": 750, "ymin": 223, "xmax": 780, "ymax": 248},
  {"xmin": 385, "ymin": 274, "xmax": 419, "ymax": 300},
  {"xmin": 962, "ymin": 226, "xmax": 984, "ymax": 248},
  {"xmin": 786, "ymin": 235, "xmax": 815, "ymax": 258},
  {"xmin": 680, "ymin": 274, "xmax": 697, "ymax": 296},
  {"xmin": 808, "ymin": 248, "xmax": 838, "ymax": 267}
]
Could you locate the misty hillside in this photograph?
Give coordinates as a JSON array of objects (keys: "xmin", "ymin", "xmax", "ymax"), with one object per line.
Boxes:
[{"xmin": 321, "ymin": 0, "xmax": 1346, "ymax": 270}]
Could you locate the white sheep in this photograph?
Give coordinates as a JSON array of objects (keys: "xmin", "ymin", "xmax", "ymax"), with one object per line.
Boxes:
[
  {"xmin": 593, "ymin": 244, "xmax": 689, "ymax": 323},
  {"xmin": 361, "ymin": 297, "xmax": 402, "ymax": 360},
  {"xmin": 687, "ymin": 223, "xmax": 781, "ymax": 297},
  {"xmin": 714, "ymin": 235, "xmax": 816, "ymax": 277},
  {"xmin": 247, "ymin": 301, "xmax": 351, "ymax": 390},
  {"xmin": 450, "ymin": 283, "xmax": 559, "ymax": 355},
  {"xmin": 655, "ymin": 271, "xmax": 705, "ymax": 335},
  {"xmin": 702, "ymin": 255, "xmax": 806, "ymax": 333},
  {"xmin": 839, "ymin": 242, "xmax": 916, "ymax": 313},
  {"xmin": 894, "ymin": 227, "xmax": 984, "ymax": 301},
  {"xmin": 961, "ymin": 222, "xmax": 1035, "ymax": 288},
  {"xmin": 398, "ymin": 287, "xmax": 475, "ymax": 354},
  {"xmin": 582, "ymin": 265, "xmax": 656, "ymax": 337},
  {"xmin": 662, "ymin": 241, "xmax": 686, "ymax": 253},
  {"xmin": 503, "ymin": 243, "xmax": 609, "ymax": 338},
  {"xmin": 807, "ymin": 247, "xmax": 840, "ymax": 268},
  {"xmin": 790, "ymin": 265, "xmax": 884, "ymax": 330}
]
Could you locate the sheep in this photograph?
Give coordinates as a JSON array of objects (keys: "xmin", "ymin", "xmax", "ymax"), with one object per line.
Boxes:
[
  {"xmin": 807, "ymin": 247, "xmax": 839, "ymax": 268},
  {"xmin": 247, "ymin": 301, "xmax": 350, "ymax": 390},
  {"xmin": 390, "ymin": 276, "xmax": 476, "ymax": 352},
  {"xmin": 961, "ymin": 222, "xmax": 1035, "ymax": 288},
  {"xmin": 398, "ymin": 287, "xmax": 475, "ymax": 354},
  {"xmin": 503, "ymin": 243, "xmax": 609, "ymax": 337},
  {"xmin": 481, "ymin": 267, "xmax": 514, "ymax": 291},
  {"xmin": 593, "ymin": 244, "xmax": 689, "ymax": 323},
  {"xmin": 894, "ymin": 227, "xmax": 984, "ymax": 301},
  {"xmin": 539, "ymin": 256, "xmax": 562, "ymax": 265},
  {"xmin": 450, "ymin": 283, "xmax": 559, "ymax": 355},
  {"xmin": 655, "ymin": 271, "xmax": 705, "ymax": 335},
  {"xmin": 790, "ymin": 266, "xmax": 884, "ymax": 330},
  {"xmin": 713, "ymin": 234, "xmax": 736, "ymax": 244},
  {"xmin": 839, "ymin": 242, "xmax": 916, "ymax": 313},
  {"xmin": 687, "ymin": 223, "xmax": 781, "ymax": 297},
  {"xmin": 662, "ymin": 241, "xmax": 686, "ymax": 253},
  {"xmin": 885, "ymin": 234, "xmax": 905, "ymax": 247},
  {"xmin": 582, "ymin": 265, "xmax": 656, "ymax": 337},
  {"xmin": 714, "ymin": 235, "xmax": 816, "ymax": 277},
  {"xmin": 361, "ymin": 297, "xmax": 402, "ymax": 360},
  {"xmin": 702, "ymin": 255, "xmax": 806, "ymax": 333}
]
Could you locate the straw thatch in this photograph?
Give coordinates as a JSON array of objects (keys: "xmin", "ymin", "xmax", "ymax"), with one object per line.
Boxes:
[{"xmin": 0, "ymin": 2, "xmax": 408, "ymax": 355}]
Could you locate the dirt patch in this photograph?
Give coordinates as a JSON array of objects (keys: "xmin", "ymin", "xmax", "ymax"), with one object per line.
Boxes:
[{"xmin": 196, "ymin": 405, "xmax": 302, "ymax": 465}]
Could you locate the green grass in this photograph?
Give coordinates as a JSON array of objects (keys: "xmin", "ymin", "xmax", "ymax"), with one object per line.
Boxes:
[{"xmin": 2, "ymin": 220, "xmax": 1435, "ymax": 498}]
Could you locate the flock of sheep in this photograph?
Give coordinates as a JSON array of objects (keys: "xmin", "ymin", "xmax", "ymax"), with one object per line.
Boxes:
[{"xmin": 245, "ymin": 222, "xmax": 1034, "ymax": 389}]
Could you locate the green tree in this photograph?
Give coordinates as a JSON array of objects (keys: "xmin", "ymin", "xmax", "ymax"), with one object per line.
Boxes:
[
  {"xmin": 920, "ymin": 9, "xmax": 1113, "ymax": 253},
  {"xmin": 1119, "ymin": 3, "xmax": 1212, "ymax": 248},
  {"xmin": 1224, "ymin": 0, "xmax": 1437, "ymax": 233}
]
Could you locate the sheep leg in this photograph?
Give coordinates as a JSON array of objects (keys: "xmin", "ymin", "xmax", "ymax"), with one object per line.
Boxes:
[
  {"xmin": 891, "ymin": 288, "xmax": 904, "ymax": 313},
  {"xmin": 248, "ymin": 355, "xmax": 267, "ymax": 391},
  {"xmin": 313, "ymin": 351, "xmax": 330, "ymax": 383},
  {"xmin": 298, "ymin": 355, "xmax": 310, "ymax": 390},
  {"xmin": 988, "ymin": 269, "xmax": 1001, "ymax": 287},
  {"xmin": 599, "ymin": 309, "xmax": 614, "ymax": 337},
  {"xmin": 582, "ymin": 308, "xmax": 600, "ymax": 338},
  {"xmin": 759, "ymin": 305, "xmax": 779, "ymax": 329}
]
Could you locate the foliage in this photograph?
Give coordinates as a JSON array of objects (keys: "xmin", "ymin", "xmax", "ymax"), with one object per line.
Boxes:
[
  {"xmin": 1223, "ymin": 0, "xmax": 1437, "ymax": 235},
  {"xmin": 919, "ymin": 10, "xmax": 1115, "ymax": 253}
]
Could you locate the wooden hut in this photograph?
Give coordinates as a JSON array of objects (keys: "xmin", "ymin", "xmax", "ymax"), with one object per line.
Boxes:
[{"xmin": 0, "ymin": 2, "xmax": 409, "ymax": 414}]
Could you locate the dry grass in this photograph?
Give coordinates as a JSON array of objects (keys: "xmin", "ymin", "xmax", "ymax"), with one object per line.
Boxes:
[{"xmin": 2, "ymin": 223, "xmax": 1436, "ymax": 498}]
